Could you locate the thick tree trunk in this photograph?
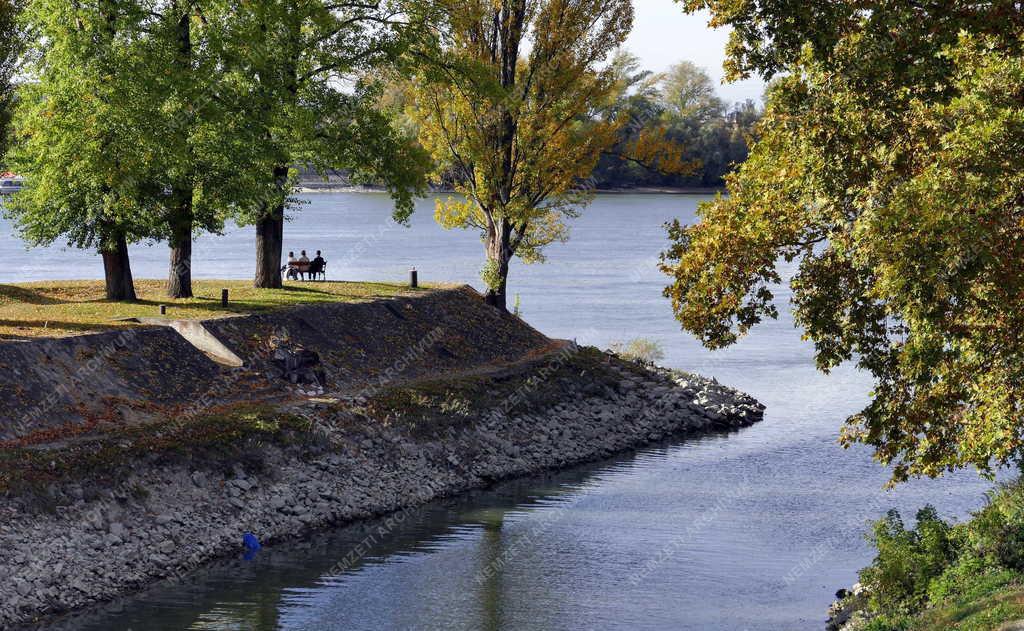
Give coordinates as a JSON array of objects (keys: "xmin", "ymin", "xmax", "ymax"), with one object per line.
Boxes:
[
  {"xmin": 254, "ymin": 206, "xmax": 284, "ymax": 289},
  {"xmin": 101, "ymin": 232, "xmax": 136, "ymax": 302},
  {"xmin": 254, "ymin": 165, "xmax": 289, "ymax": 289},
  {"xmin": 167, "ymin": 196, "xmax": 193, "ymax": 299}
]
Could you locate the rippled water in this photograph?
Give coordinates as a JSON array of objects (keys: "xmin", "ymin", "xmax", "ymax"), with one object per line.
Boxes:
[{"xmin": 3, "ymin": 194, "xmax": 996, "ymax": 630}]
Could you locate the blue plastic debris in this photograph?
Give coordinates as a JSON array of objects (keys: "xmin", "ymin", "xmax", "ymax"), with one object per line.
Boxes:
[{"xmin": 243, "ymin": 532, "xmax": 261, "ymax": 553}]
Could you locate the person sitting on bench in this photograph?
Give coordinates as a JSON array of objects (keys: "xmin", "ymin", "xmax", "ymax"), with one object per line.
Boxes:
[
  {"xmin": 309, "ymin": 250, "xmax": 327, "ymax": 281},
  {"xmin": 285, "ymin": 251, "xmax": 304, "ymax": 281}
]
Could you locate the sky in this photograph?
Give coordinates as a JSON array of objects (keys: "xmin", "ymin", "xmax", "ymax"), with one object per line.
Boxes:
[{"xmin": 625, "ymin": 0, "xmax": 766, "ymax": 104}]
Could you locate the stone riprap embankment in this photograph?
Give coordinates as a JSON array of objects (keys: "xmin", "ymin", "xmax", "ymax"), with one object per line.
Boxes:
[
  {"xmin": 0, "ymin": 289, "xmax": 763, "ymax": 629},
  {"xmin": 827, "ymin": 583, "xmax": 870, "ymax": 630}
]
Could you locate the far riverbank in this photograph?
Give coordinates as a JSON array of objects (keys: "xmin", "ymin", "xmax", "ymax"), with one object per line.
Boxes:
[{"xmin": 296, "ymin": 183, "xmax": 725, "ymax": 195}]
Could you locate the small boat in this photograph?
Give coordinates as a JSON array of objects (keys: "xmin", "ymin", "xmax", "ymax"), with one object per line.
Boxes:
[{"xmin": 0, "ymin": 172, "xmax": 23, "ymax": 195}]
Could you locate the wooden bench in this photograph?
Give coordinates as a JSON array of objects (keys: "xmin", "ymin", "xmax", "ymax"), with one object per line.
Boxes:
[{"xmin": 284, "ymin": 261, "xmax": 327, "ymax": 281}]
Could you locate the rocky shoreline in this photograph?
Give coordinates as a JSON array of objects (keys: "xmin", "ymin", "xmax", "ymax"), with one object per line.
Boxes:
[
  {"xmin": 0, "ymin": 349, "xmax": 763, "ymax": 629},
  {"xmin": 827, "ymin": 583, "xmax": 869, "ymax": 630}
]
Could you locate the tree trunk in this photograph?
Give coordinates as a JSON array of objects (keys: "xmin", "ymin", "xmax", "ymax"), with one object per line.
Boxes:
[
  {"xmin": 254, "ymin": 165, "xmax": 289, "ymax": 289},
  {"xmin": 484, "ymin": 257, "xmax": 510, "ymax": 312},
  {"xmin": 101, "ymin": 232, "xmax": 136, "ymax": 301},
  {"xmin": 484, "ymin": 222, "xmax": 513, "ymax": 312},
  {"xmin": 165, "ymin": 4, "xmax": 193, "ymax": 300},
  {"xmin": 254, "ymin": 205, "xmax": 284, "ymax": 289},
  {"xmin": 167, "ymin": 196, "xmax": 193, "ymax": 298}
]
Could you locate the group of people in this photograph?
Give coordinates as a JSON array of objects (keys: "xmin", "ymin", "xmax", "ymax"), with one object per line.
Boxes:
[{"xmin": 284, "ymin": 250, "xmax": 327, "ymax": 281}]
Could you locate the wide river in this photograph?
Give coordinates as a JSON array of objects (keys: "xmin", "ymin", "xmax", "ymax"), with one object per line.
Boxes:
[{"xmin": 1, "ymin": 194, "xmax": 997, "ymax": 630}]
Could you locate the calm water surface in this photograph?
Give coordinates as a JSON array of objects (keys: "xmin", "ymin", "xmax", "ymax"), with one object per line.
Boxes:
[{"xmin": 2, "ymin": 194, "xmax": 996, "ymax": 630}]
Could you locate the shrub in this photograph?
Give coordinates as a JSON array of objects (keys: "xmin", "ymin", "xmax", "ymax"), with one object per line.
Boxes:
[
  {"xmin": 969, "ymin": 483, "xmax": 1024, "ymax": 571},
  {"xmin": 480, "ymin": 259, "xmax": 502, "ymax": 291},
  {"xmin": 860, "ymin": 506, "xmax": 957, "ymax": 616},
  {"xmin": 856, "ymin": 479, "xmax": 1024, "ymax": 627},
  {"xmin": 609, "ymin": 338, "xmax": 665, "ymax": 365}
]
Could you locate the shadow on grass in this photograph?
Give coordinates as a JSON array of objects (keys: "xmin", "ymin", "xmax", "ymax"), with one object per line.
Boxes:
[
  {"xmin": 0, "ymin": 281, "xmax": 424, "ymax": 338},
  {"xmin": 0, "ymin": 319, "xmax": 122, "ymax": 335},
  {"xmin": 0, "ymin": 285, "xmax": 69, "ymax": 306}
]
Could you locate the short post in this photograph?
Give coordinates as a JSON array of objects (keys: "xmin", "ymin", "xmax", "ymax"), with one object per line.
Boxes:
[
  {"xmin": 159, "ymin": 305, "xmax": 167, "ymax": 316},
  {"xmin": 221, "ymin": 288, "xmax": 229, "ymax": 308},
  {"xmin": 409, "ymin": 267, "xmax": 418, "ymax": 289}
]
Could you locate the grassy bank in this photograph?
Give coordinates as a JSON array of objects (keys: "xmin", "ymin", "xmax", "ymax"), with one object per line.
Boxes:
[
  {"xmin": 911, "ymin": 579, "xmax": 1024, "ymax": 630},
  {"xmin": 0, "ymin": 279, "xmax": 428, "ymax": 339},
  {"xmin": 843, "ymin": 478, "xmax": 1024, "ymax": 630}
]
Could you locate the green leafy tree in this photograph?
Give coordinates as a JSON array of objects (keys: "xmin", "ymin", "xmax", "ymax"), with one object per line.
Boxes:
[
  {"xmin": 5, "ymin": 0, "xmax": 161, "ymax": 300},
  {"xmin": 664, "ymin": 0, "xmax": 1024, "ymax": 481},
  {"xmin": 0, "ymin": 0, "xmax": 22, "ymax": 164},
  {"xmin": 660, "ymin": 60, "xmax": 724, "ymax": 125},
  {"xmin": 590, "ymin": 58, "xmax": 758, "ymax": 190},
  {"xmin": 8, "ymin": 1, "xmax": 292, "ymax": 299},
  {"xmin": 226, "ymin": 0, "xmax": 429, "ymax": 289},
  {"xmin": 144, "ymin": 1, "xmax": 276, "ymax": 299},
  {"xmin": 409, "ymin": 0, "xmax": 638, "ymax": 311}
]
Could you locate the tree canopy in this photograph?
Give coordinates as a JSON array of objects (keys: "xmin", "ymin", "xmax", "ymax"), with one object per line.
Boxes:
[
  {"xmin": 408, "ymin": 0, "xmax": 637, "ymax": 310},
  {"xmin": 5, "ymin": 0, "xmax": 273, "ymax": 299},
  {"xmin": 3, "ymin": 0, "xmax": 428, "ymax": 297},
  {"xmin": 229, "ymin": 0, "xmax": 430, "ymax": 289},
  {"xmin": 0, "ymin": 0, "xmax": 22, "ymax": 163},
  {"xmin": 591, "ymin": 55, "xmax": 760, "ymax": 189},
  {"xmin": 663, "ymin": 0, "xmax": 1024, "ymax": 482},
  {"xmin": 5, "ymin": 0, "xmax": 163, "ymax": 299}
]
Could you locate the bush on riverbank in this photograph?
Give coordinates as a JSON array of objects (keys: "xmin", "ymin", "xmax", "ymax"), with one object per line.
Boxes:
[
  {"xmin": 849, "ymin": 479, "xmax": 1024, "ymax": 630},
  {"xmin": 609, "ymin": 338, "xmax": 665, "ymax": 366}
]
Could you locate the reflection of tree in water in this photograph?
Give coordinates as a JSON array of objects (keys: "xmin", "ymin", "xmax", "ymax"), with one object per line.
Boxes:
[{"xmin": 477, "ymin": 513, "xmax": 507, "ymax": 631}]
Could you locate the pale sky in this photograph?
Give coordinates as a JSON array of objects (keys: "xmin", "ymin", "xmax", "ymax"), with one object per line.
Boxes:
[{"xmin": 625, "ymin": 0, "xmax": 766, "ymax": 104}]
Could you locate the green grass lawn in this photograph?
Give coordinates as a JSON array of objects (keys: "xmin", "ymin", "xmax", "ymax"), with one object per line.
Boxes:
[
  {"xmin": 910, "ymin": 575, "xmax": 1024, "ymax": 631},
  {"xmin": 0, "ymin": 279, "xmax": 434, "ymax": 339}
]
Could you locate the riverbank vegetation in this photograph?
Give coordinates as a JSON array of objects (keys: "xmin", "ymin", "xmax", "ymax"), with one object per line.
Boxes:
[
  {"xmin": 665, "ymin": 0, "xmax": 1024, "ymax": 481},
  {"xmin": 841, "ymin": 479, "xmax": 1024, "ymax": 630},
  {"xmin": 590, "ymin": 56, "xmax": 760, "ymax": 190},
  {"xmin": 663, "ymin": 0, "xmax": 1024, "ymax": 625},
  {"xmin": 0, "ymin": 279, "xmax": 423, "ymax": 339}
]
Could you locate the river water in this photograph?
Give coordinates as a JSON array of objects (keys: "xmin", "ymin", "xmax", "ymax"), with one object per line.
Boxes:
[{"xmin": 1, "ymin": 194, "xmax": 997, "ymax": 630}]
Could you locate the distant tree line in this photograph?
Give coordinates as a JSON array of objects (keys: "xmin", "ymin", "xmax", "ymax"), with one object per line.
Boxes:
[{"xmin": 592, "ymin": 55, "xmax": 761, "ymax": 190}]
